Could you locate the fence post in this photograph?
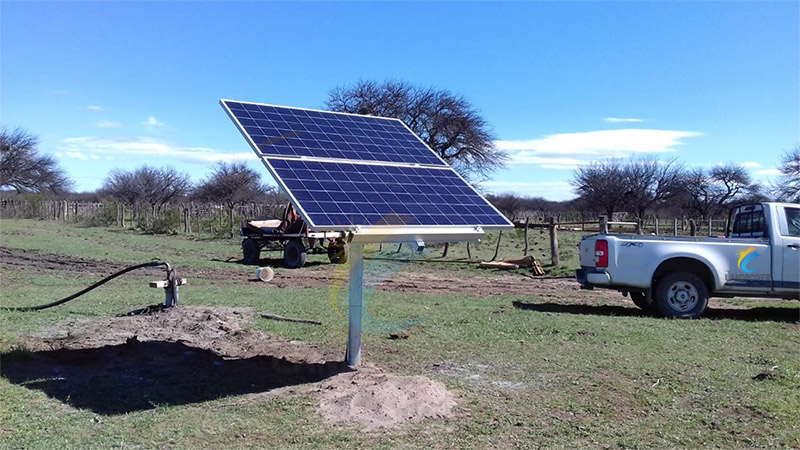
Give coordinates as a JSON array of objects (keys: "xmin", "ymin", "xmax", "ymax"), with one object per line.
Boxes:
[
  {"xmin": 724, "ymin": 218, "xmax": 729, "ymax": 237},
  {"xmin": 708, "ymin": 218, "xmax": 712, "ymax": 237},
  {"xmin": 441, "ymin": 242, "xmax": 449, "ymax": 258},
  {"xmin": 549, "ymin": 217, "xmax": 559, "ymax": 266},
  {"xmin": 490, "ymin": 230, "xmax": 503, "ymax": 261},
  {"xmin": 523, "ymin": 217, "xmax": 529, "ymax": 256},
  {"xmin": 654, "ymin": 217, "xmax": 659, "ymax": 235},
  {"xmin": 689, "ymin": 219, "xmax": 697, "ymax": 237},
  {"xmin": 599, "ymin": 215, "xmax": 608, "ymax": 234},
  {"xmin": 673, "ymin": 218, "xmax": 678, "ymax": 236},
  {"xmin": 466, "ymin": 241, "xmax": 472, "ymax": 259}
]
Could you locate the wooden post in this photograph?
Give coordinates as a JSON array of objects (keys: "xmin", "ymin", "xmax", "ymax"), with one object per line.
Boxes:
[
  {"xmin": 689, "ymin": 219, "xmax": 697, "ymax": 237},
  {"xmin": 549, "ymin": 216, "xmax": 559, "ymax": 266},
  {"xmin": 708, "ymin": 218, "xmax": 712, "ymax": 237},
  {"xmin": 466, "ymin": 241, "xmax": 472, "ymax": 259},
  {"xmin": 599, "ymin": 215, "xmax": 609, "ymax": 234},
  {"xmin": 724, "ymin": 218, "xmax": 729, "ymax": 237},
  {"xmin": 654, "ymin": 217, "xmax": 659, "ymax": 235},
  {"xmin": 490, "ymin": 230, "xmax": 503, "ymax": 261},
  {"xmin": 523, "ymin": 217, "xmax": 529, "ymax": 256},
  {"xmin": 673, "ymin": 218, "xmax": 678, "ymax": 236},
  {"xmin": 441, "ymin": 242, "xmax": 449, "ymax": 258}
]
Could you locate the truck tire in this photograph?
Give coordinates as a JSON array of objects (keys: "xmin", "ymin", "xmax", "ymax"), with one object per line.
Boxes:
[
  {"xmin": 655, "ymin": 271, "xmax": 709, "ymax": 319},
  {"xmin": 242, "ymin": 239, "xmax": 260, "ymax": 264},
  {"xmin": 630, "ymin": 291, "xmax": 655, "ymax": 313},
  {"xmin": 327, "ymin": 241, "xmax": 349, "ymax": 265},
  {"xmin": 284, "ymin": 239, "xmax": 307, "ymax": 269}
]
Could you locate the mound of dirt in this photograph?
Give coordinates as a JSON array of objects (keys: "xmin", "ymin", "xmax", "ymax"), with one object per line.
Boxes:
[
  {"xmin": 21, "ymin": 306, "xmax": 327, "ymax": 362},
  {"xmin": 6, "ymin": 306, "xmax": 456, "ymax": 429},
  {"xmin": 318, "ymin": 367, "xmax": 456, "ymax": 431}
]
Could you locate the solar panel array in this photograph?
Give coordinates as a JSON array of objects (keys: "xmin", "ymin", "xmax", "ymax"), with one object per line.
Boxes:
[
  {"xmin": 221, "ymin": 99, "xmax": 512, "ymax": 230},
  {"xmin": 268, "ymin": 158, "xmax": 511, "ymax": 228},
  {"xmin": 224, "ymin": 100, "xmax": 444, "ymax": 166}
]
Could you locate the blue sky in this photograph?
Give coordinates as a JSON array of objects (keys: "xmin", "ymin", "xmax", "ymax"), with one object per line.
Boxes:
[{"xmin": 2, "ymin": 1, "xmax": 798, "ymax": 200}]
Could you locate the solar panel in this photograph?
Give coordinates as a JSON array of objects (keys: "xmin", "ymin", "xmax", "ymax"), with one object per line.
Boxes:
[
  {"xmin": 265, "ymin": 158, "xmax": 511, "ymax": 229},
  {"xmin": 220, "ymin": 99, "xmax": 512, "ymax": 233},
  {"xmin": 222, "ymin": 100, "xmax": 445, "ymax": 166}
]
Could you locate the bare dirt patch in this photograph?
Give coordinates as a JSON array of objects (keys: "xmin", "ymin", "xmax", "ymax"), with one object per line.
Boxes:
[{"xmin": 1, "ymin": 306, "xmax": 456, "ymax": 430}]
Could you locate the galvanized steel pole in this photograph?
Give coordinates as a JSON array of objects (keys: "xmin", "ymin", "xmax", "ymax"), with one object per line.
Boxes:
[{"xmin": 345, "ymin": 242, "xmax": 365, "ymax": 367}]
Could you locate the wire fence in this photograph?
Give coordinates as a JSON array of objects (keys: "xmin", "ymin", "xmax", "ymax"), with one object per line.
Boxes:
[{"xmin": 0, "ymin": 198, "xmax": 285, "ymax": 238}]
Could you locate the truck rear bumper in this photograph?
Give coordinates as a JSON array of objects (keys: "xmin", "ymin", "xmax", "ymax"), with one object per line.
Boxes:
[{"xmin": 575, "ymin": 267, "xmax": 612, "ymax": 286}]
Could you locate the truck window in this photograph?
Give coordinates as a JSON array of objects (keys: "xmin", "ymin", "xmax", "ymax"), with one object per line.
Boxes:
[
  {"xmin": 782, "ymin": 207, "xmax": 800, "ymax": 237},
  {"xmin": 732, "ymin": 210, "xmax": 766, "ymax": 237}
]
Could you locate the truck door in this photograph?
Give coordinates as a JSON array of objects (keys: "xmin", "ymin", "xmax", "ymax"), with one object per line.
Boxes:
[{"xmin": 776, "ymin": 206, "xmax": 800, "ymax": 294}]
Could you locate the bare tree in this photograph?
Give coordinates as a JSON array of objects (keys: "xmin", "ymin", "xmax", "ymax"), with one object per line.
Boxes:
[
  {"xmin": 193, "ymin": 162, "xmax": 278, "ymax": 235},
  {"xmin": 622, "ymin": 157, "xmax": 684, "ymax": 219},
  {"xmin": 775, "ymin": 145, "xmax": 800, "ymax": 203},
  {"xmin": 0, "ymin": 127, "xmax": 73, "ymax": 194},
  {"xmin": 571, "ymin": 159, "xmax": 627, "ymax": 217},
  {"xmin": 487, "ymin": 194, "xmax": 525, "ymax": 221},
  {"xmin": 326, "ymin": 80, "xmax": 507, "ymax": 180},
  {"xmin": 101, "ymin": 165, "xmax": 191, "ymax": 225},
  {"xmin": 681, "ymin": 163, "xmax": 755, "ymax": 217}
]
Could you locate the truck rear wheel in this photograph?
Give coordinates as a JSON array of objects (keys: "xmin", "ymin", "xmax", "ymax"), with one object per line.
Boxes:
[
  {"xmin": 284, "ymin": 239, "xmax": 307, "ymax": 269},
  {"xmin": 242, "ymin": 239, "xmax": 260, "ymax": 265},
  {"xmin": 655, "ymin": 271, "xmax": 709, "ymax": 319}
]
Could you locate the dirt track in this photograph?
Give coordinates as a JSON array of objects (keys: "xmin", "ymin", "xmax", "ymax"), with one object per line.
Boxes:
[
  {"xmin": 0, "ymin": 246, "xmax": 606, "ymax": 302},
  {"xmin": 2, "ymin": 246, "xmax": 794, "ymax": 316}
]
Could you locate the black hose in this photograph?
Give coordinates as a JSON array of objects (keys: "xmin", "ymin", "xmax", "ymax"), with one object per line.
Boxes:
[{"xmin": 1, "ymin": 261, "xmax": 168, "ymax": 312}]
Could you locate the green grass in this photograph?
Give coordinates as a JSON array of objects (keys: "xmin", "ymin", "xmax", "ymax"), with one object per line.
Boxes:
[{"xmin": 1, "ymin": 219, "xmax": 799, "ymax": 449}]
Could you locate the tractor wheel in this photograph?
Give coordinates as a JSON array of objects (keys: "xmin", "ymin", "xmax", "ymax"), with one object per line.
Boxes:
[
  {"xmin": 242, "ymin": 239, "xmax": 260, "ymax": 264},
  {"xmin": 284, "ymin": 239, "xmax": 307, "ymax": 269},
  {"xmin": 328, "ymin": 241, "xmax": 350, "ymax": 265}
]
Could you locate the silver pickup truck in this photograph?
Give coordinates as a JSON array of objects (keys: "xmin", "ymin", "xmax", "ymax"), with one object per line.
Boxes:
[{"xmin": 575, "ymin": 202, "xmax": 800, "ymax": 318}]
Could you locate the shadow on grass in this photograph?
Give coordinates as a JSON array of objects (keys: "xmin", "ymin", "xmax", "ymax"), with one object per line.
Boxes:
[
  {"xmin": 512, "ymin": 301, "xmax": 800, "ymax": 323},
  {"xmin": 0, "ymin": 340, "xmax": 349, "ymax": 415},
  {"xmin": 212, "ymin": 257, "xmax": 330, "ymax": 268}
]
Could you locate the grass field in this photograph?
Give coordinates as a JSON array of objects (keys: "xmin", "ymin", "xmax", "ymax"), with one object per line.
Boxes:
[{"xmin": 1, "ymin": 219, "xmax": 799, "ymax": 449}]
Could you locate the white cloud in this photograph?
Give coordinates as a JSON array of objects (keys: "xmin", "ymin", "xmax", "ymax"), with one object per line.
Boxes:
[
  {"xmin": 142, "ymin": 116, "xmax": 165, "ymax": 128},
  {"xmin": 741, "ymin": 161, "xmax": 761, "ymax": 169},
  {"xmin": 65, "ymin": 152, "xmax": 89, "ymax": 161},
  {"xmin": 87, "ymin": 105, "xmax": 104, "ymax": 111},
  {"xmin": 480, "ymin": 181, "xmax": 575, "ymax": 201},
  {"xmin": 95, "ymin": 120, "xmax": 122, "ymax": 129},
  {"xmin": 603, "ymin": 117, "xmax": 644, "ymax": 123},
  {"xmin": 756, "ymin": 168, "xmax": 781, "ymax": 176},
  {"xmin": 58, "ymin": 136, "xmax": 253, "ymax": 164},
  {"xmin": 495, "ymin": 128, "xmax": 702, "ymax": 169}
]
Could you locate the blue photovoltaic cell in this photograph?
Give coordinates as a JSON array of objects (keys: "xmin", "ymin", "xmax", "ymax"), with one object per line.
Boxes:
[
  {"xmin": 222, "ymin": 100, "xmax": 444, "ymax": 166},
  {"xmin": 266, "ymin": 158, "xmax": 511, "ymax": 228}
]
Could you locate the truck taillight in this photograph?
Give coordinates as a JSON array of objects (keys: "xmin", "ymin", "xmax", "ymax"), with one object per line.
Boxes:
[{"xmin": 595, "ymin": 239, "xmax": 608, "ymax": 268}]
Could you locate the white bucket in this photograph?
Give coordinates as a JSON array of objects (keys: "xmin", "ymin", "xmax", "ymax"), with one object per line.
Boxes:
[{"xmin": 256, "ymin": 266, "xmax": 274, "ymax": 282}]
